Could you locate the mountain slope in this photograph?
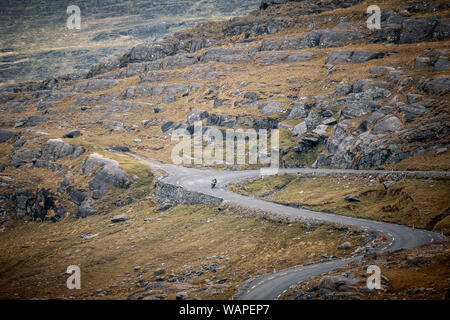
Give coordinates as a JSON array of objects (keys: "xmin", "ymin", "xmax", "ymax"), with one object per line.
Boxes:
[{"xmin": 0, "ymin": 0, "xmax": 448, "ymax": 301}]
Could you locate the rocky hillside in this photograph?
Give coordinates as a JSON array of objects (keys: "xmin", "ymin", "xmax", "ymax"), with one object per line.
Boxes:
[
  {"xmin": 0, "ymin": 0, "xmax": 260, "ymax": 90},
  {"xmin": 0, "ymin": 0, "xmax": 449, "ymax": 302},
  {"xmin": 0, "ymin": 0, "xmax": 449, "ymax": 222}
]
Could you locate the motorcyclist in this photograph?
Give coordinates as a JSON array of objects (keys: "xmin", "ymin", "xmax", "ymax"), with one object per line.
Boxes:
[{"xmin": 211, "ymin": 178, "xmax": 217, "ymax": 189}]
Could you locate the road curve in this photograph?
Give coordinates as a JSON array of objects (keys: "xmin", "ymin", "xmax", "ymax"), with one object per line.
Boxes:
[{"xmin": 131, "ymin": 155, "xmax": 448, "ymax": 300}]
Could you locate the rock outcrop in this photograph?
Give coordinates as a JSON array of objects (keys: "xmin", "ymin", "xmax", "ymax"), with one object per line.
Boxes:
[
  {"xmin": 14, "ymin": 188, "xmax": 64, "ymax": 221},
  {"xmin": 42, "ymin": 139, "xmax": 85, "ymax": 161},
  {"xmin": 1, "ymin": 0, "xmax": 449, "ymax": 190},
  {"xmin": 155, "ymin": 180, "xmax": 222, "ymax": 205},
  {"xmin": 0, "ymin": 129, "xmax": 18, "ymax": 143},
  {"xmin": 82, "ymin": 153, "xmax": 130, "ymax": 199}
]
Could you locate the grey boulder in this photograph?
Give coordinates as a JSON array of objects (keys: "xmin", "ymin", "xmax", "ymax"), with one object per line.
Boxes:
[
  {"xmin": 327, "ymin": 50, "xmax": 385, "ymax": 64},
  {"xmin": 338, "ymin": 242, "xmax": 352, "ymax": 250},
  {"xmin": 399, "ymin": 18, "xmax": 438, "ymax": 44},
  {"xmin": 344, "ymin": 195, "xmax": 360, "ymax": 202},
  {"xmin": 371, "ymin": 116, "xmax": 402, "ymax": 134},
  {"xmin": 399, "ymin": 104, "xmax": 429, "ymax": 122},
  {"xmin": 258, "ymin": 101, "xmax": 286, "ymax": 116},
  {"xmin": 433, "ymin": 56, "xmax": 450, "ymax": 71},
  {"xmin": 383, "ymin": 181, "xmax": 396, "ymax": 189},
  {"xmin": 121, "ymin": 42, "xmax": 176, "ymax": 63},
  {"xmin": 287, "ymin": 102, "xmax": 308, "ymax": 120},
  {"xmin": 0, "ymin": 129, "xmax": 18, "ymax": 143},
  {"xmin": 72, "ymin": 79, "xmax": 119, "ymax": 92},
  {"xmin": 64, "ymin": 130, "xmax": 82, "ymax": 138},
  {"xmin": 82, "ymin": 153, "xmax": 130, "ymax": 199},
  {"xmin": 418, "ymin": 75, "xmax": 450, "ymax": 93},
  {"xmin": 42, "ymin": 139, "xmax": 85, "ymax": 161},
  {"xmin": 78, "ymin": 199, "xmax": 97, "ymax": 218},
  {"xmin": 292, "ymin": 122, "xmax": 307, "ymax": 137},
  {"xmin": 111, "ymin": 214, "xmax": 128, "ymax": 223},
  {"xmin": 187, "ymin": 109, "xmax": 209, "ymax": 124}
]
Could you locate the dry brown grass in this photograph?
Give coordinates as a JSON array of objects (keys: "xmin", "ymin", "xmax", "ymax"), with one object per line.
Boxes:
[
  {"xmin": 0, "ymin": 202, "xmax": 363, "ymax": 300},
  {"xmin": 231, "ymin": 173, "xmax": 450, "ymax": 234},
  {"xmin": 384, "ymin": 149, "xmax": 450, "ymax": 171}
]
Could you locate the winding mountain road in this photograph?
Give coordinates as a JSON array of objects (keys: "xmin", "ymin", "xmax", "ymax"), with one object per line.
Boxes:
[{"xmin": 131, "ymin": 154, "xmax": 448, "ymax": 300}]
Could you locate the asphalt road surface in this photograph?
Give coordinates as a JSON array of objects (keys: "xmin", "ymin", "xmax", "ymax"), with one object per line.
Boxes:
[{"xmin": 132, "ymin": 155, "xmax": 448, "ymax": 300}]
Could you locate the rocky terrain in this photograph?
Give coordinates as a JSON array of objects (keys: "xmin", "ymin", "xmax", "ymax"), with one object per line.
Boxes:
[
  {"xmin": 0, "ymin": 0, "xmax": 449, "ymax": 300},
  {"xmin": 282, "ymin": 241, "xmax": 450, "ymax": 300},
  {"xmin": 0, "ymin": 0, "xmax": 260, "ymax": 91}
]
